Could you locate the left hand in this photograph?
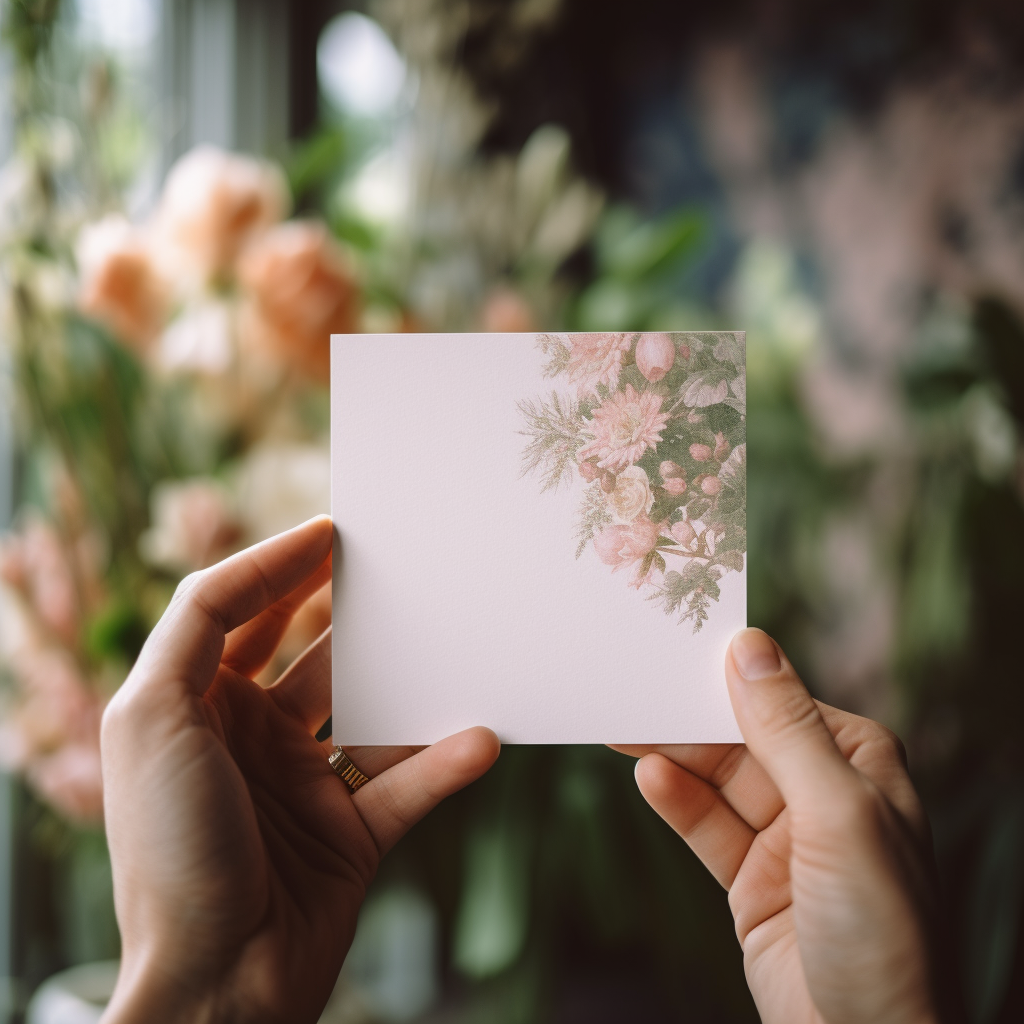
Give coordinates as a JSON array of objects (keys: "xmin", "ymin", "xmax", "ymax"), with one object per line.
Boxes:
[{"xmin": 100, "ymin": 517, "xmax": 500, "ymax": 1024}]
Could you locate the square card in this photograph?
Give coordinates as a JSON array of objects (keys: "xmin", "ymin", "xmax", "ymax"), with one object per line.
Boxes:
[{"xmin": 331, "ymin": 332, "xmax": 746, "ymax": 745}]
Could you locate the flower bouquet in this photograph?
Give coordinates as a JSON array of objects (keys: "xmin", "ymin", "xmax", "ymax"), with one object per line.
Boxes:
[{"xmin": 519, "ymin": 331, "xmax": 746, "ymax": 631}]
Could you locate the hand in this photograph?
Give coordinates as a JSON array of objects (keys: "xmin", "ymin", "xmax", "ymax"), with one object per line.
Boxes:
[
  {"xmin": 613, "ymin": 628, "xmax": 949, "ymax": 1024},
  {"xmin": 100, "ymin": 517, "xmax": 499, "ymax": 1024}
]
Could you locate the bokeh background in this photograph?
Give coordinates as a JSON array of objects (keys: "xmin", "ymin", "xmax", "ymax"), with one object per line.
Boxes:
[{"xmin": 1, "ymin": 0, "xmax": 1023, "ymax": 1021}]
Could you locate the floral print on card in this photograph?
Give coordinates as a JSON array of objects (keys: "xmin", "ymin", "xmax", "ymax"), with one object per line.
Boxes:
[{"xmin": 519, "ymin": 332, "xmax": 746, "ymax": 632}]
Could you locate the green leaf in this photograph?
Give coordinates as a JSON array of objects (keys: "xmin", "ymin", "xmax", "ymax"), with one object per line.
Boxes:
[
  {"xmin": 518, "ymin": 391, "xmax": 587, "ymax": 492},
  {"xmin": 574, "ymin": 483, "xmax": 612, "ymax": 558},
  {"xmin": 716, "ymin": 550, "xmax": 745, "ymax": 573}
]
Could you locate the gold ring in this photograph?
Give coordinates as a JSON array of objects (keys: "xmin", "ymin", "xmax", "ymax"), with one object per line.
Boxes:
[{"xmin": 329, "ymin": 746, "xmax": 371, "ymax": 793}]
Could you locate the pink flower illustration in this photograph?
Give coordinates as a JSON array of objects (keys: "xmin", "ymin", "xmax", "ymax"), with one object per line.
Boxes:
[
  {"xmin": 519, "ymin": 331, "xmax": 746, "ymax": 633},
  {"xmin": 670, "ymin": 520, "xmax": 698, "ymax": 549},
  {"xmin": 607, "ymin": 466, "xmax": 654, "ymax": 523},
  {"xmin": 578, "ymin": 386, "xmax": 670, "ymax": 471},
  {"xmin": 565, "ymin": 333, "xmax": 632, "ymax": 395},
  {"xmin": 635, "ymin": 333, "xmax": 676, "ymax": 382},
  {"xmin": 593, "ymin": 514, "xmax": 663, "ymax": 586}
]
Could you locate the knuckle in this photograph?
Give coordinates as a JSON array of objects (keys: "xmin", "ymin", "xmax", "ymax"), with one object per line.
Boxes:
[
  {"xmin": 173, "ymin": 569, "xmax": 204, "ymax": 601},
  {"xmin": 755, "ymin": 683, "xmax": 820, "ymax": 738},
  {"xmin": 860, "ymin": 720, "xmax": 909, "ymax": 767},
  {"xmin": 824, "ymin": 781, "xmax": 880, "ymax": 834},
  {"xmin": 377, "ymin": 773, "xmax": 414, "ymax": 832}
]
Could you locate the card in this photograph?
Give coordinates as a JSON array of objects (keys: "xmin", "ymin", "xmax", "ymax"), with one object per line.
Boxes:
[{"xmin": 331, "ymin": 332, "xmax": 746, "ymax": 744}]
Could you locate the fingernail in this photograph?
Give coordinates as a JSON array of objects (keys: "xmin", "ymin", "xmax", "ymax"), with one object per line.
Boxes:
[{"xmin": 731, "ymin": 628, "xmax": 781, "ymax": 680}]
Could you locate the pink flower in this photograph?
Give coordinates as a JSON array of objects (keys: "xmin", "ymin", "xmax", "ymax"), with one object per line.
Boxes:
[
  {"xmin": 28, "ymin": 742, "xmax": 104, "ymax": 824},
  {"xmin": 660, "ymin": 460, "xmax": 684, "ymax": 479},
  {"xmin": 663, "ymin": 476, "xmax": 687, "ymax": 495},
  {"xmin": 578, "ymin": 386, "xmax": 671, "ymax": 471},
  {"xmin": 592, "ymin": 515, "xmax": 663, "ymax": 586},
  {"xmin": 3, "ymin": 521, "xmax": 81, "ymax": 644},
  {"xmin": 670, "ymin": 520, "xmax": 698, "ymax": 549},
  {"xmin": 238, "ymin": 221, "xmax": 360, "ymax": 384},
  {"xmin": 77, "ymin": 216, "xmax": 171, "ymax": 350},
  {"xmin": 578, "ymin": 461, "xmax": 598, "ymax": 482},
  {"xmin": 690, "ymin": 443, "xmax": 713, "ymax": 462},
  {"xmin": 481, "ymin": 287, "xmax": 535, "ymax": 332},
  {"xmin": 593, "ymin": 524, "xmax": 633, "ymax": 567},
  {"xmin": 565, "ymin": 333, "xmax": 632, "ymax": 395},
  {"xmin": 701, "ymin": 476, "xmax": 723, "ymax": 496},
  {"xmin": 139, "ymin": 479, "xmax": 242, "ymax": 572},
  {"xmin": 155, "ymin": 145, "xmax": 288, "ymax": 283},
  {"xmin": 714, "ymin": 432, "xmax": 731, "ymax": 460},
  {"xmin": 635, "ymin": 333, "xmax": 676, "ymax": 382}
]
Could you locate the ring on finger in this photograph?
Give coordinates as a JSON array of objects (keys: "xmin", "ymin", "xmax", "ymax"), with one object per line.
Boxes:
[{"xmin": 329, "ymin": 746, "xmax": 372, "ymax": 793}]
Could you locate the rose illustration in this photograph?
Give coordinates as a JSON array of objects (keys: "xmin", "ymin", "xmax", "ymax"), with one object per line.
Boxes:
[{"xmin": 607, "ymin": 466, "xmax": 654, "ymax": 523}]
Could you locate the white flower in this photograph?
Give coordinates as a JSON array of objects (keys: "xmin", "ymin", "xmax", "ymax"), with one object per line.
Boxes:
[
  {"xmin": 234, "ymin": 444, "xmax": 331, "ymax": 541},
  {"xmin": 606, "ymin": 466, "xmax": 654, "ymax": 524},
  {"xmin": 159, "ymin": 301, "xmax": 233, "ymax": 375}
]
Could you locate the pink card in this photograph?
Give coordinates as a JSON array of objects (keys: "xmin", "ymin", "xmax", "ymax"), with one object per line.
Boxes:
[{"xmin": 331, "ymin": 332, "xmax": 745, "ymax": 744}]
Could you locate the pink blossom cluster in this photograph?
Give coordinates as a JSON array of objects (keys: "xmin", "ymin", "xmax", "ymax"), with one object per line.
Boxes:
[{"xmin": 0, "ymin": 518, "xmax": 106, "ymax": 823}]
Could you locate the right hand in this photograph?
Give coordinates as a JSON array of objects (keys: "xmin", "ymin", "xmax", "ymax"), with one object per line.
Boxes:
[{"xmin": 613, "ymin": 627, "xmax": 950, "ymax": 1024}]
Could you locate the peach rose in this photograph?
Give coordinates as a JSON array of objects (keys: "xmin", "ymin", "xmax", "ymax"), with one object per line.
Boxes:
[
  {"xmin": 481, "ymin": 287, "xmax": 535, "ymax": 332},
  {"xmin": 155, "ymin": 146, "xmax": 289, "ymax": 283},
  {"xmin": 238, "ymin": 221, "xmax": 360, "ymax": 382},
  {"xmin": 77, "ymin": 215, "xmax": 171, "ymax": 349}
]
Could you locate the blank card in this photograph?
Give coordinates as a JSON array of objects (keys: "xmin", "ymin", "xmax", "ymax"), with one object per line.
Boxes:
[{"xmin": 331, "ymin": 332, "xmax": 746, "ymax": 744}]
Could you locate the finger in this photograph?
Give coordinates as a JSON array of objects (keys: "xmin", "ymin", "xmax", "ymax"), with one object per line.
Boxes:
[
  {"xmin": 222, "ymin": 564, "xmax": 331, "ymax": 678},
  {"xmin": 267, "ymin": 627, "xmax": 332, "ymax": 733},
  {"xmin": 610, "ymin": 742, "xmax": 783, "ymax": 832},
  {"xmin": 352, "ymin": 728, "xmax": 500, "ymax": 854},
  {"xmin": 330, "ymin": 745, "xmax": 425, "ymax": 778},
  {"xmin": 134, "ymin": 516, "xmax": 334, "ymax": 698},
  {"xmin": 818, "ymin": 704, "xmax": 929, "ymax": 842},
  {"xmin": 726, "ymin": 628, "xmax": 859, "ymax": 810},
  {"xmin": 635, "ymin": 753, "xmax": 756, "ymax": 889},
  {"xmin": 315, "ymin": 738, "xmax": 425, "ymax": 778}
]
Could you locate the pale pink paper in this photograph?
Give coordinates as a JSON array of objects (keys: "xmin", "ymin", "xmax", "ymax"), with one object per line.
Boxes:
[{"xmin": 331, "ymin": 333, "xmax": 744, "ymax": 744}]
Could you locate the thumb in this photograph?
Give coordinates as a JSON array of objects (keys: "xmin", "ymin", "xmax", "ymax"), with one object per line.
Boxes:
[{"xmin": 726, "ymin": 628, "xmax": 857, "ymax": 810}]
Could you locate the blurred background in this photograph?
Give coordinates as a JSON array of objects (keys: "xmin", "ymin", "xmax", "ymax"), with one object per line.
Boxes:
[{"xmin": 1, "ymin": 0, "xmax": 1023, "ymax": 1021}]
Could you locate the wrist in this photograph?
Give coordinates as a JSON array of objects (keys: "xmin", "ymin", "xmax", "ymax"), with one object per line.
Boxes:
[{"xmin": 101, "ymin": 946, "xmax": 219, "ymax": 1024}]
